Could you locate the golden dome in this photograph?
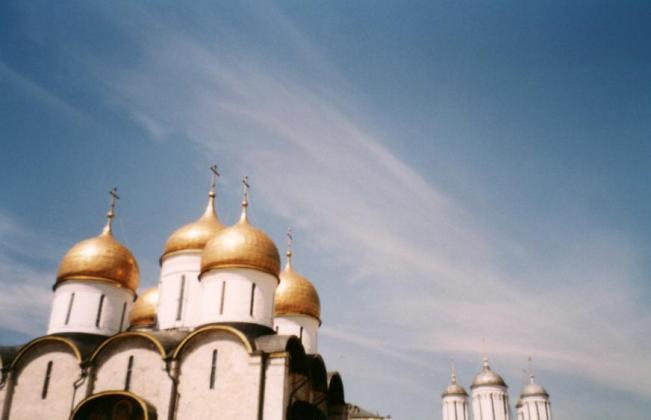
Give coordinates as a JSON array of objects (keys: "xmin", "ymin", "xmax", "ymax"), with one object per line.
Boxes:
[
  {"xmin": 201, "ymin": 199, "xmax": 280, "ymax": 278},
  {"xmin": 162, "ymin": 191, "xmax": 224, "ymax": 260},
  {"xmin": 274, "ymin": 250, "xmax": 321, "ymax": 323},
  {"xmin": 129, "ymin": 287, "xmax": 159, "ymax": 328},
  {"xmin": 56, "ymin": 219, "xmax": 139, "ymax": 293}
]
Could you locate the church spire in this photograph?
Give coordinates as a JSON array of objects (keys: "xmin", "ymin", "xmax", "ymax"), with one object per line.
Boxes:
[
  {"xmin": 239, "ymin": 176, "xmax": 250, "ymax": 223},
  {"xmin": 285, "ymin": 228, "xmax": 293, "ymax": 269},
  {"xmin": 102, "ymin": 187, "xmax": 119, "ymax": 235}
]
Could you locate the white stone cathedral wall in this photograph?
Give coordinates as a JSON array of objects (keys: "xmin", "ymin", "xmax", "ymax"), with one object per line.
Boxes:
[
  {"xmin": 274, "ymin": 315, "xmax": 319, "ymax": 354},
  {"xmin": 7, "ymin": 342, "xmax": 79, "ymax": 420},
  {"xmin": 48, "ymin": 280, "xmax": 134, "ymax": 336},
  {"xmin": 200, "ymin": 268, "xmax": 277, "ymax": 328},
  {"xmin": 262, "ymin": 356, "xmax": 289, "ymax": 420},
  {"xmin": 174, "ymin": 331, "xmax": 261, "ymax": 420},
  {"xmin": 442, "ymin": 395, "xmax": 469, "ymax": 420},
  {"xmin": 472, "ymin": 387, "xmax": 510, "ymax": 420},
  {"xmin": 92, "ymin": 338, "xmax": 171, "ymax": 415},
  {"xmin": 158, "ymin": 252, "xmax": 202, "ymax": 329},
  {"xmin": 520, "ymin": 397, "xmax": 551, "ymax": 420}
]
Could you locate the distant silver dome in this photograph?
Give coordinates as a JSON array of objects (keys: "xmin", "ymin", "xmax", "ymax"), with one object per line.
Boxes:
[
  {"xmin": 520, "ymin": 381, "xmax": 549, "ymax": 398},
  {"xmin": 471, "ymin": 357, "xmax": 507, "ymax": 389},
  {"xmin": 442, "ymin": 382, "xmax": 468, "ymax": 397}
]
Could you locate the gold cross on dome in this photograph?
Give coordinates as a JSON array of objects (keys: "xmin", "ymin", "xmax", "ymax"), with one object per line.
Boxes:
[{"xmin": 210, "ymin": 164, "xmax": 220, "ymax": 192}]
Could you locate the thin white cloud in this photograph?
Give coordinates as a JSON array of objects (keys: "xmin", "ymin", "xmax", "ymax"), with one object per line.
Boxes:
[
  {"xmin": 72, "ymin": 3, "xmax": 651, "ymax": 414},
  {"xmin": 0, "ymin": 213, "xmax": 51, "ymax": 337}
]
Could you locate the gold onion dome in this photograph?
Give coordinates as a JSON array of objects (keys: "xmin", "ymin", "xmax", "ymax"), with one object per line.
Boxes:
[
  {"xmin": 56, "ymin": 189, "xmax": 139, "ymax": 293},
  {"xmin": 201, "ymin": 181, "xmax": 280, "ymax": 278},
  {"xmin": 162, "ymin": 191, "xmax": 224, "ymax": 260},
  {"xmin": 129, "ymin": 287, "xmax": 159, "ymax": 329},
  {"xmin": 274, "ymin": 240, "xmax": 321, "ymax": 323},
  {"xmin": 471, "ymin": 356, "xmax": 507, "ymax": 389}
]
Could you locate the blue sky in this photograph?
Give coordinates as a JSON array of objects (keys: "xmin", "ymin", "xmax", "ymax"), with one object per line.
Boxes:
[{"xmin": 1, "ymin": 1, "xmax": 650, "ymax": 418}]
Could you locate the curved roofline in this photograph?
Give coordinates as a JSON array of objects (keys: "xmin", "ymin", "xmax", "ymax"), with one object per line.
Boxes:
[
  {"xmin": 89, "ymin": 332, "xmax": 166, "ymax": 362},
  {"xmin": 53, "ymin": 277, "xmax": 137, "ymax": 294},
  {"xmin": 274, "ymin": 311, "xmax": 322, "ymax": 326},
  {"xmin": 158, "ymin": 248, "xmax": 202, "ymax": 266},
  {"xmin": 10, "ymin": 336, "xmax": 81, "ymax": 369},
  {"xmin": 71, "ymin": 390, "xmax": 154, "ymax": 420},
  {"xmin": 172, "ymin": 325, "xmax": 254, "ymax": 358},
  {"xmin": 199, "ymin": 265, "xmax": 280, "ymax": 282},
  {"xmin": 307, "ymin": 354, "xmax": 328, "ymax": 392}
]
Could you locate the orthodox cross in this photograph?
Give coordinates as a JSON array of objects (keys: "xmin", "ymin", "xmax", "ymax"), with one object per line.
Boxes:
[
  {"xmin": 242, "ymin": 176, "xmax": 250, "ymax": 202},
  {"xmin": 209, "ymin": 164, "xmax": 220, "ymax": 194},
  {"xmin": 286, "ymin": 228, "xmax": 293, "ymax": 258}
]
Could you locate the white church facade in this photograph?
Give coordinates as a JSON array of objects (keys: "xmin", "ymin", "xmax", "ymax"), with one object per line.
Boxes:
[
  {"xmin": 0, "ymin": 173, "xmax": 349, "ymax": 420},
  {"xmin": 441, "ymin": 357, "xmax": 552, "ymax": 420}
]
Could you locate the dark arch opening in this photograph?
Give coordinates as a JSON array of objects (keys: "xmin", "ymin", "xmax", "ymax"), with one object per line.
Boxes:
[
  {"xmin": 71, "ymin": 391, "xmax": 156, "ymax": 420},
  {"xmin": 287, "ymin": 400, "xmax": 328, "ymax": 420}
]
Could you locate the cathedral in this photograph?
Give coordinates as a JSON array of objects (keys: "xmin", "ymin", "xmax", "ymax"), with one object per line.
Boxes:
[
  {"xmin": 0, "ymin": 171, "xmax": 355, "ymax": 420},
  {"xmin": 440, "ymin": 357, "xmax": 552, "ymax": 420},
  {"xmin": 0, "ymin": 168, "xmax": 551, "ymax": 420}
]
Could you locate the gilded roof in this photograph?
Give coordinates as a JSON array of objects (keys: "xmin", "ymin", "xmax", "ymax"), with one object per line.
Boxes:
[
  {"xmin": 56, "ymin": 224, "xmax": 139, "ymax": 292},
  {"xmin": 274, "ymin": 256, "xmax": 321, "ymax": 322},
  {"xmin": 520, "ymin": 380, "xmax": 549, "ymax": 398},
  {"xmin": 471, "ymin": 357, "xmax": 507, "ymax": 388},
  {"xmin": 129, "ymin": 287, "xmax": 159, "ymax": 328},
  {"xmin": 442, "ymin": 383, "xmax": 468, "ymax": 397},
  {"xmin": 201, "ymin": 202, "xmax": 280, "ymax": 278},
  {"xmin": 162, "ymin": 192, "xmax": 224, "ymax": 260}
]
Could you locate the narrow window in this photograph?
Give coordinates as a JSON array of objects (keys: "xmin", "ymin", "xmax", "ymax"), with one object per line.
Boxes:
[
  {"xmin": 118, "ymin": 301, "xmax": 127, "ymax": 332},
  {"xmin": 95, "ymin": 294, "xmax": 106, "ymax": 327},
  {"xmin": 249, "ymin": 283, "xmax": 256, "ymax": 316},
  {"xmin": 41, "ymin": 361, "xmax": 53, "ymax": 399},
  {"xmin": 176, "ymin": 275, "xmax": 186, "ymax": 321},
  {"xmin": 209, "ymin": 349, "xmax": 218, "ymax": 389},
  {"xmin": 125, "ymin": 355, "xmax": 134, "ymax": 391},
  {"xmin": 275, "ymin": 326, "xmax": 279, "ymax": 333},
  {"xmin": 219, "ymin": 281, "xmax": 226, "ymax": 315},
  {"xmin": 299, "ymin": 326, "xmax": 304, "ymax": 341},
  {"xmin": 64, "ymin": 293, "xmax": 75, "ymax": 325}
]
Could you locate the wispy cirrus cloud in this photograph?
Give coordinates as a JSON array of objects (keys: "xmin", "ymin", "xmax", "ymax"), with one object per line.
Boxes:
[
  {"xmin": 43, "ymin": 3, "xmax": 649, "ymax": 418},
  {"xmin": 0, "ymin": 213, "xmax": 52, "ymax": 339}
]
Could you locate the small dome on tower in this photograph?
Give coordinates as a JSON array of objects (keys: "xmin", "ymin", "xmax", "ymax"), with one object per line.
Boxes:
[
  {"xmin": 520, "ymin": 358, "xmax": 549, "ymax": 398},
  {"xmin": 471, "ymin": 357, "xmax": 506, "ymax": 388},
  {"xmin": 56, "ymin": 190, "xmax": 139, "ymax": 293},
  {"xmin": 129, "ymin": 287, "xmax": 159, "ymax": 329},
  {"xmin": 274, "ymin": 241, "xmax": 321, "ymax": 322},
  {"xmin": 442, "ymin": 360, "xmax": 468, "ymax": 397},
  {"xmin": 201, "ymin": 180, "xmax": 280, "ymax": 278},
  {"xmin": 162, "ymin": 191, "xmax": 224, "ymax": 260}
]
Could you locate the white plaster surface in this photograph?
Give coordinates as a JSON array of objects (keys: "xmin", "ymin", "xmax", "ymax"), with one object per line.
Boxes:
[
  {"xmin": 158, "ymin": 252, "xmax": 202, "ymax": 329},
  {"xmin": 200, "ymin": 268, "xmax": 277, "ymax": 328},
  {"xmin": 274, "ymin": 315, "xmax": 319, "ymax": 354},
  {"xmin": 48, "ymin": 280, "xmax": 133, "ymax": 336},
  {"xmin": 7, "ymin": 342, "xmax": 79, "ymax": 420}
]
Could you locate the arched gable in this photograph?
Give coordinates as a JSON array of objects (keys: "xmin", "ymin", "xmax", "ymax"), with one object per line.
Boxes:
[
  {"xmin": 89, "ymin": 332, "xmax": 166, "ymax": 363},
  {"xmin": 327, "ymin": 371, "xmax": 345, "ymax": 405},
  {"xmin": 256, "ymin": 334, "xmax": 307, "ymax": 374},
  {"xmin": 306, "ymin": 354, "xmax": 328, "ymax": 393},
  {"xmin": 71, "ymin": 390, "xmax": 157, "ymax": 420},
  {"xmin": 172, "ymin": 325, "xmax": 254, "ymax": 358},
  {"xmin": 10, "ymin": 336, "xmax": 81, "ymax": 370}
]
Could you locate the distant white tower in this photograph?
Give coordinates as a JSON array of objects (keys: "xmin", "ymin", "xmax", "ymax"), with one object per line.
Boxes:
[
  {"xmin": 48, "ymin": 188, "xmax": 139, "ymax": 336},
  {"xmin": 199, "ymin": 177, "xmax": 280, "ymax": 328},
  {"xmin": 274, "ymin": 231, "xmax": 321, "ymax": 353},
  {"xmin": 471, "ymin": 356, "xmax": 511, "ymax": 420},
  {"xmin": 158, "ymin": 165, "xmax": 224, "ymax": 329},
  {"xmin": 515, "ymin": 358, "xmax": 552, "ymax": 420},
  {"xmin": 441, "ymin": 361, "xmax": 469, "ymax": 420}
]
